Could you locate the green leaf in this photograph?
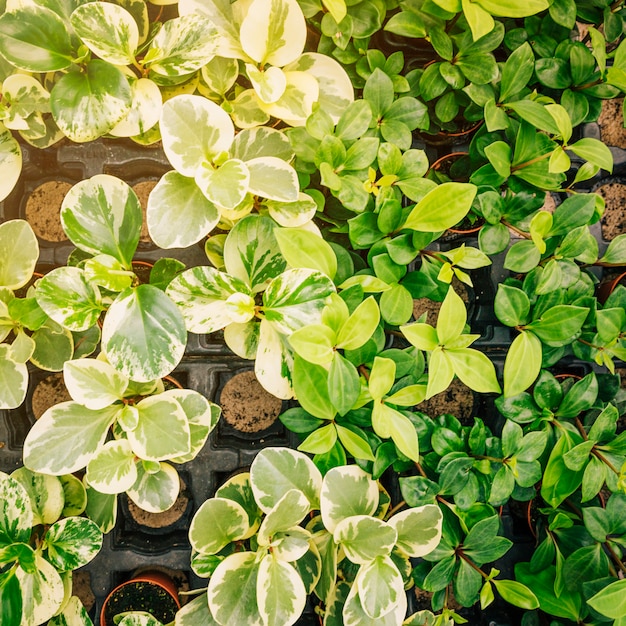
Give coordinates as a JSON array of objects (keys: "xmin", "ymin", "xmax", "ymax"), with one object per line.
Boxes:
[
  {"xmin": 336, "ymin": 424, "xmax": 375, "ymax": 462},
  {"xmin": 0, "ymin": 6, "xmax": 73, "ymax": 72},
  {"xmin": 0, "ymin": 220, "xmax": 38, "ymax": 290},
  {"xmin": 588, "ymin": 578, "xmax": 626, "ymax": 619},
  {"xmin": 15, "ymin": 554, "xmax": 64, "ymax": 625},
  {"xmin": 329, "ymin": 354, "xmax": 360, "ymax": 416},
  {"xmin": 102, "ymin": 285, "xmax": 187, "ymax": 382},
  {"xmin": 492, "ymin": 579, "xmax": 539, "ymax": 610},
  {"xmin": 447, "ymin": 348, "xmax": 501, "ymax": 394},
  {"xmin": 190, "ymin": 497, "xmax": 250, "ymax": 554},
  {"xmin": 568, "ymin": 138, "xmax": 613, "ymax": 173},
  {"xmin": 369, "ymin": 356, "xmax": 396, "ymax": 400},
  {"xmin": 299, "ymin": 423, "xmax": 338, "ymax": 455},
  {"xmin": 274, "ymin": 228, "xmax": 337, "ymax": 279},
  {"xmin": 0, "ymin": 570, "xmax": 22, "ymax": 626},
  {"xmin": 0, "ymin": 472, "xmax": 32, "ymax": 545},
  {"xmin": 289, "ymin": 324, "xmax": 335, "ymax": 365},
  {"xmin": 195, "ymin": 158, "xmax": 249, "ymax": 210},
  {"xmin": 503, "ymin": 331, "xmax": 542, "ymax": 397},
  {"xmin": 257, "ymin": 555, "xmax": 306, "ymax": 626},
  {"xmin": 541, "ymin": 433, "xmax": 586, "ymax": 507},
  {"xmin": 495, "ymin": 284, "xmax": 530, "ymax": 327},
  {"xmin": 86, "ymin": 439, "xmax": 137, "ymax": 494},
  {"xmin": 70, "ymin": 1, "xmax": 139, "ymax": 65},
  {"xmin": 506, "ymin": 100, "xmax": 560, "ymax": 135},
  {"xmin": 51, "ymin": 60, "xmax": 133, "ymax": 142},
  {"xmin": 526, "ymin": 305, "xmax": 588, "ymax": 345},
  {"xmin": 404, "ymin": 182, "xmax": 477, "ymax": 232},
  {"xmin": 45, "ymin": 516, "xmax": 102, "ymax": 571},
  {"xmin": 500, "ymin": 42, "xmax": 535, "ymax": 102}
]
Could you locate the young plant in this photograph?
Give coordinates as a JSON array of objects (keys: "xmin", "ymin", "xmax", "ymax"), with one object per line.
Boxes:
[
  {"xmin": 187, "ymin": 446, "xmax": 443, "ymax": 626},
  {"xmin": 0, "ymin": 468, "xmax": 103, "ymax": 626},
  {"xmin": 23, "ymin": 357, "xmax": 220, "ymax": 514}
]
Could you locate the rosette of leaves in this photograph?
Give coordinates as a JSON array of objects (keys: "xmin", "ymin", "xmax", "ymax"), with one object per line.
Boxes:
[
  {"xmin": 469, "ymin": 99, "xmax": 613, "ymax": 193},
  {"xmin": 0, "ymin": 0, "xmax": 219, "ymax": 144},
  {"xmin": 33, "ymin": 174, "xmax": 188, "ymax": 382},
  {"xmin": 179, "ymin": 0, "xmax": 354, "ymax": 126},
  {"xmin": 410, "ymin": 414, "xmax": 547, "ymax": 510},
  {"xmin": 409, "ymin": 508, "xmax": 538, "ymax": 615},
  {"xmin": 496, "ymin": 369, "xmax": 626, "ymax": 508},
  {"xmin": 167, "ymin": 214, "xmax": 336, "ymax": 399},
  {"xmin": 187, "ymin": 446, "xmax": 444, "ymax": 626},
  {"xmin": 0, "ymin": 220, "xmax": 98, "ymax": 409},
  {"xmin": 23, "ymin": 356, "xmax": 220, "ymax": 515},
  {"xmin": 0, "ymin": 468, "xmax": 103, "ymax": 626},
  {"xmin": 147, "ymin": 93, "xmax": 308, "ymax": 249},
  {"xmin": 401, "ymin": 287, "xmax": 501, "ymax": 399},
  {"xmin": 516, "ymin": 490, "xmax": 626, "ymax": 625},
  {"xmin": 387, "ymin": 0, "xmax": 549, "ymax": 43}
]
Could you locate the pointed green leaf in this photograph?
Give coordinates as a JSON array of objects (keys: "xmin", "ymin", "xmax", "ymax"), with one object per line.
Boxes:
[
  {"xmin": 274, "ymin": 227, "xmax": 337, "ymax": 279},
  {"xmin": 404, "ymin": 183, "xmax": 477, "ymax": 232},
  {"xmin": 503, "ymin": 331, "xmax": 542, "ymax": 397}
]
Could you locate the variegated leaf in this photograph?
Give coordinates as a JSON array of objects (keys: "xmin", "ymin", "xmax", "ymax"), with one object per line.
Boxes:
[
  {"xmin": 167, "ymin": 266, "xmax": 251, "ymax": 333},
  {"xmin": 265, "ymin": 193, "xmax": 317, "ymax": 228},
  {"xmin": 257, "ymin": 489, "xmax": 311, "ymax": 546},
  {"xmin": 127, "ymin": 461, "xmax": 180, "ymax": 513},
  {"xmin": 59, "ymin": 474, "xmax": 87, "ymax": 517},
  {"xmin": 147, "ymin": 171, "xmax": 220, "ymax": 248},
  {"xmin": 0, "ymin": 344, "xmax": 28, "ymax": 409},
  {"xmin": 247, "ymin": 64, "xmax": 287, "ymax": 104},
  {"xmin": 388, "ymin": 505, "xmax": 442, "ymax": 558},
  {"xmin": 61, "ymin": 174, "xmax": 141, "ymax": 267},
  {"xmin": 0, "ymin": 6, "xmax": 73, "ymax": 72},
  {"xmin": 334, "ymin": 516, "xmax": 396, "ymax": 564},
  {"xmin": 35, "ymin": 267, "xmax": 103, "ymax": 332},
  {"xmin": 0, "ymin": 126, "xmax": 22, "ymax": 202},
  {"xmin": 250, "ymin": 447, "xmax": 322, "ymax": 513},
  {"xmin": 11, "ymin": 467, "xmax": 64, "ymax": 526},
  {"xmin": 292, "ymin": 542, "xmax": 322, "ymax": 594},
  {"xmin": 165, "ymin": 390, "xmax": 220, "ymax": 464},
  {"xmin": 177, "ymin": 0, "xmax": 244, "ymax": 60},
  {"xmin": 86, "ymin": 439, "xmax": 137, "ymax": 494},
  {"xmin": 258, "ymin": 70, "xmax": 319, "ymax": 125},
  {"xmin": 200, "ymin": 56, "xmax": 239, "ymax": 96},
  {"xmin": 320, "ymin": 465, "xmax": 379, "ymax": 534},
  {"xmin": 208, "ymin": 551, "xmax": 263, "ymax": 626},
  {"xmin": 16, "ymin": 554, "xmax": 65, "ymax": 625},
  {"xmin": 2, "ymin": 74, "xmax": 51, "ymax": 131},
  {"xmin": 0, "ymin": 219, "xmax": 38, "ymax": 290},
  {"xmin": 45, "ymin": 516, "xmax": 103, "ymax": 571},
  {"xmin": 118, "ymin": 613, "xmax": 162, "ymax": 626},
  {"xmin": 101, "ymin": 284, "xmax": 187, "ymax": 382},
  {"xmin": 284, "ymin": 52, "xmax": 354, "ymax": 123},
  {"xmin": 175, "ymin": 593, "xmax": 219, "ymax": 626},
  {"xmin": 270, "ymin": 527, "xmax": 311, "ymax": 562},
  {"xmin": 215, "ymin": 473, "xmax": 262, "ymax": 539},
  {"xmin": 195, "ymin": 158, "xmax": 250, "ymax": 210},
  {"xmin": 70, "ymin": 2, "xmax": 139, "ymax": 65},
  {"xmin": 19, "ymin": 115, "xmax": 64, "ymax": 149},
  {"xmin": 223, "ymin": 214, "xmax": 286, "ymax": 291},
  {"xmin": 146, "ymin": 14, "xmax": 218, "ymax": 76},
  {"xmin": 47, "ymin": 594, "xmax": 93, "ymax": 626},
  {"xmin": 51, "ymin": 60, "xmax": 132, "ymax": 142},
  {"xmin": 127, "ymin": 394, "xmax": 190, "ymax": 461},
  {"xmin": 110, "ymin": 77, "xmax": 162, "ymax": 137},
  {"xmin": 23, "ymin": 402, "xmax": 119, "ymax": 474},
  {"xmin": 262, "ymin": 268, "xmax": 335, "ymax": 335},
  {"xmin": 342, "ymin": 578, "xmax": 407, "ymax": 626},
  {"xmin": 231, "ymin": 127, "xmax": 294, "ymax": 162},
  {"xmin": 231, "ymin": 88, "xmax": 271, "ymax": 129},
  {"xmin": 257, "ymin": 554, "xmax": 306, "ymax": 626},
  {"xmin": 355, "ymin": 556, "xmax": 404, "ymax": 620},
  {"xmin": 246, "ymin": 156, "xmax": 299, "ymax": 202},
  {"xmin": 30, "ymin": 321, "xmax": 74, "ymax": 372},
  {"xmin": 189, "ymin": 497, "xmax": 251, "ymax": 554},
  {"xmin": 84, "ymin": 480, "xmax": 117, "ymax": 534},
  {"xmin": 160, "ymin": 94, "xmax": 234, "ymax": 177},
  {"xmin": 63, "ymin": 358, "xmax": 128, "ymax": 410},
  {"xmin": 223, "ymin": 320, "xmax": 260, "ymax": 359},
  {"xmin": 0, "ymin": 472, "xmax": 32, "ymax": 545},
  {"xmin": 10, "ymin": 329, "xmax": 36, "ymax": 364},
  {"xmin": 240, "ymin": 0, "xmax": 305, "ymax": 66},
  {"xmin": 254, "ymin": 320, "xmax": 294, "ymax": 398}
]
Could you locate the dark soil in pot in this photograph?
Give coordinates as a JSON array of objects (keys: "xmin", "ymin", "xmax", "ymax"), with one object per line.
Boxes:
[
  {"xmin": 417, "ymin": 377, "xmax": 476, "ymax": 424},
  {"xmin": 412, "ymin": 279, "xmax": 471, "ymax": 325},
  {"xmin": 219, "ymin": 369, "xmax": 282, "ymax": 433},
  {"xmin": 72, "ymin": 570, "xmax": 96, "ymax": 613},
  {"xmin": 31, "ymin": 372, "xmax": 71, "ymax": 419},
  {"xmin": 23, "ymin": 180, "xmax": 73, "ymax": 242},
  {"xmin": 594, "ymin": 180, "xmax": 626, "ymax": 240},
  {"xmin": 598, "ymin": 98, "xmax": 626, "ymax": 148},
  {"xmin": 101, "ymin": 579, "xmax": 179, "ymax": 626}
]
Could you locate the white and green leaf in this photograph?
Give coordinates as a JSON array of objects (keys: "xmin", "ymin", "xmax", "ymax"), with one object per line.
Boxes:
[{"xmin": 85, "ymin": 439, "xmax": 137, "ymax": 494}]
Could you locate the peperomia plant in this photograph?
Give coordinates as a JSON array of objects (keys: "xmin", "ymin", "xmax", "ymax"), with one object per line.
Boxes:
[
  {"xmin": 0, "ymin": 467, "xmax": 103, "ymax": 626},
  {"xmin": 22, "ymin": 356, "xmax": 220, "ymax": 515},
  {"xmin": 187, "ymin": 446, "xmax": 443, "ymax": 626},
  {"xmin": 33, "ymin": 174, "xmax": 188, "ymax": 382}
]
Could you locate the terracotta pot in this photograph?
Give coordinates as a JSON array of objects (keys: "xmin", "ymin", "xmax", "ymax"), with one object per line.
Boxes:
[
  {"xmin": 597, "ymin": 270, "xmax": 626, "ymax": 303},
  {"xmin": 418, "ymin": 120, "xmax": 484, "ymax": 148},
  {"xmin": 428, "ymin": 151, "xmax": 470, "ymax": 181},
  {"xmin": 100, "ymin": 570, "xmax": 181, "ymax": 626}
]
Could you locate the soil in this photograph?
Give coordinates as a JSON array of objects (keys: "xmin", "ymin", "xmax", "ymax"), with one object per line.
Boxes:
[
  {"xmin": 219, "ymin": 370, "xmax": 282, "ymax": 433},
  {"xmin": 412, "ymin": 279, "xmax": 470, "ymax": 325},
  {"xmin": 127, "ymin": 478, "xmax": 189, "ymax": 528},
  {"xmin": 132, "ymin": 180, "xmax": 157, "ymax": 244},
  {"xmin": 595, "ymin": 181, "xmax": 626, "ymax": 240},
  {"xmin": 24, "ymin": 180, "xmax": 73, "ymax": 242},
  {"xmin": 598, "ymin": 98, "xmax": 626, "ymax": 148},
  {"xmin": 72, "ymin": 570, "xmax": 96, "ymax": 613},
  {"xmin": 31, "ymin": 373, "xmax": 72, "ymax": 419},
  {"xmin": 417, "ymin": 377, "xmax": 475, "ymax": 423},
  {"xmin": 101, "ymin": 579, "xmax": 179, "ymax": 626},
  {"xmin": 541, "ymin": 192, "xmax": 558, "ymax": 214}
]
